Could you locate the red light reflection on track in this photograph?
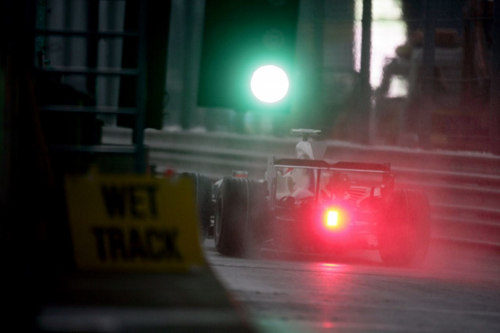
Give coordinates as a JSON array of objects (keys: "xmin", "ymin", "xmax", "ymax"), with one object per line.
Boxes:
[
  {"xmin": 319, "ymin": 262, "xmax": 343, "ymax": 271},
  {"xmin": 310, "ymin": 262, "xmax": 352, "ymax": 328}
]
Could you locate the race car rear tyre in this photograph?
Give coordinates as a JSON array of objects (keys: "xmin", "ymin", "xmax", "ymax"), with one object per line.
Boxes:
[
  {"xmin": 378, "ymin": 190, "xmax": 431, "ymax": 266},
  {"xmin": 181, "ymin": 172, "xmax": 213, "ymax": 239},
  {"xmin": 214, "ymin": 177, "xmax": 267, "ymax": 257}
]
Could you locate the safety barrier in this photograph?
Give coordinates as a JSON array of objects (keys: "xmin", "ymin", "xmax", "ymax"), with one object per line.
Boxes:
[{"xmin": 103, "ymin": 127, "xmax": 500, "ymax": 250}]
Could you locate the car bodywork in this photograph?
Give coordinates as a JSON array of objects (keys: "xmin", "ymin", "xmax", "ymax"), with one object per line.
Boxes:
[
  {"xmin": 268, "ymin": 158, "xmax": 394, "ymax": 252},
  {"xmin": 205, "ymin": 130, "xmax": 430, "ymax": 266}
]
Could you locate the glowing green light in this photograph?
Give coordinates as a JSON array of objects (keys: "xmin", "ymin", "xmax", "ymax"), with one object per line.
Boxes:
[{"xmin": 250, "ymin": 65, "xmax": 290, "ymax": 104}]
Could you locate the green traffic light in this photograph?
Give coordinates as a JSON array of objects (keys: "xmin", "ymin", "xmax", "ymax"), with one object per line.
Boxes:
[{"xmin": 250, "ymin": 65, "xmax": 290, "ymax": 104}]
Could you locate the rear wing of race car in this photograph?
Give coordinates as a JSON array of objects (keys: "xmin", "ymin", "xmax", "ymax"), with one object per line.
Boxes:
[
  {"xmin": 273, "ymin": 158, "xmax": 391, "ymax": 174},
  {"xmin": 331, "ymin": 161, "xmax": 391, "ymax": 173}
]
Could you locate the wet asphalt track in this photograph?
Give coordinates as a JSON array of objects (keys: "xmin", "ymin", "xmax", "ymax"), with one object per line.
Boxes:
[{"xmin": 205, "ymin": 240, "xmax": 500, "ymax": 332}]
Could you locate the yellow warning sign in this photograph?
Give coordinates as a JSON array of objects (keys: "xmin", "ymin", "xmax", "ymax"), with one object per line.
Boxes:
[{"xmin": 65, "ymin": 174, "xmax": 205, "ymax": 272}]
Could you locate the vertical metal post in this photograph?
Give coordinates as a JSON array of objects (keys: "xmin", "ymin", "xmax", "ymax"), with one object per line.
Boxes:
[
  {"xmin": 297, "ymin": 0, "xmax": 324, "ymax": 132},
  {"xmin": 490, "ymin": 0, "xmax": 500, "ymax": 153},
  {"xmin": 420, "ymin": 0, "xmax": 436, "ymax": 148},
  {"xmin": 181, "ymin": 2, "xmax": 197, "ymax": 130},
  {"xmin": 189, "ymin": 1, "xmax": 206, "ymax": 130},
  {"xmin": 134, "ymin": 0, "xmax": 147, "ymax": 173},
  {"xmin": 360, "ymin": 0, "xmax": 372, "ymax": 143},
  {"xmin": 86, "ymin": 0, "xmax": 99, "ymax": 101},
  {"xmin": 313, "ymin": 0, "xmax": 325, "ymax": 132},
  {"xmin": 0, "ymin": 67, "xmax": 5, "ymax": 209}
]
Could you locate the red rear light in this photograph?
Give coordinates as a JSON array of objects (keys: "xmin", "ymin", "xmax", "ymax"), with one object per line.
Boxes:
[
  {"xmin": 326, "ymin": 210, "xmax": 339, "ymax": 228},
  {"xmin": 323, "ymin": 208, "xmax": 347, "ymax": 231}
]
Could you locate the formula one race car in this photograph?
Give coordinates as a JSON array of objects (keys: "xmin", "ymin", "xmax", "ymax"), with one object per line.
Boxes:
[{"xmin": 200, "ymin": 130, "xmax": 430, "ymax": 266}]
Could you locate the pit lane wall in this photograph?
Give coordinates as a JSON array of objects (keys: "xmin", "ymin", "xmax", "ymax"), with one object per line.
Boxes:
[{"xmin": 103, "ymin": 127, "xmax": 500, "ymax": 251}]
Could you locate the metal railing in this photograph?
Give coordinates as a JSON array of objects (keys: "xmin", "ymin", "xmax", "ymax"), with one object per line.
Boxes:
[{"xmin": 34, "ymin": 1, "xmax": 148, "ymax": 173}]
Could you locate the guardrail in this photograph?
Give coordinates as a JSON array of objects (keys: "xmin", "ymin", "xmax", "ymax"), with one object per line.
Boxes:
[{"xmin": 103, "ymin": 127, "xmax": 500, "ymax": 250}]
